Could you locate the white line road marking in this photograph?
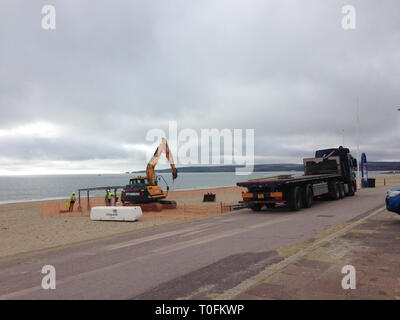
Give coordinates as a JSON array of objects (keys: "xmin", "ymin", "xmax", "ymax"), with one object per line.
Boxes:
[
  {"xmin": 218, "ymin": 217, "xmax": 240, "ymax": 222},
  {"xmin": 0, "ymin": 280, "xmax": 64, "ymax": 300},
  {"xmin": 179, "ymin": 229, "xmax": 209, "ymax": 238},
  {"xmin": 104, "ymin": 222, "xmax": 217, "ymax": 251},
  {"xmin": 152, "ymin": 217, "xmax": 290, "ymax": 255}
]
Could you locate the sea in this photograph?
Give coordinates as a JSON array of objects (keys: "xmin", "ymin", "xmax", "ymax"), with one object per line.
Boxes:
[{"xmin": 0, "ymin": 171, "xmax": 391, "ymax": 205}]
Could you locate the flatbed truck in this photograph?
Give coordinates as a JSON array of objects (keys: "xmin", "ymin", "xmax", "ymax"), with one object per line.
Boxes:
[{"xmin": 237, "ymin": 146, "xmax": 358, "ymax": 211}]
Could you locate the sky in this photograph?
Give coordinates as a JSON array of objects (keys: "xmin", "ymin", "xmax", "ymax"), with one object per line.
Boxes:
[{"xmin": 0, "ymin": 0, "xmax": 399, "ymax": 175}]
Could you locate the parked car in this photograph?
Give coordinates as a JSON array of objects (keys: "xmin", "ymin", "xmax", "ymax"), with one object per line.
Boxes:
[{"xmin": 386, "ymin": 187, "xmax": 400, "ymax": 214}]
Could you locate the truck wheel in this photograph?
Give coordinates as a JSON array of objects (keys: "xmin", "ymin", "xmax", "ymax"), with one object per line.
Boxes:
[
  {"xmin": 338, "ymin": 183, "xmax": 345, "ymax": 199},
  {"xmin": 250, "ymin": 204, "xmax": 263, "ymax": 212},
  {"xmin": 329, "ymin": 182, "xmax": 340, "ymax": 200},
  {"xmin": 348, "ymin": 181, "xmax": 356, "ymax": 196},
  {"xmin": 266, "ymin": 203, "xmax": 276, "ymax": 209},
  {"xmin": 288, "ymin": 186, "xmax": 302, "ymax": 211},
  {"xmin": 302, "ymin": 185, "xmax": 313, "ymax": 208}
]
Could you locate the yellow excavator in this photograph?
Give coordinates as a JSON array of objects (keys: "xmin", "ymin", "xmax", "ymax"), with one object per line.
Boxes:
[{"xmin": 121, "ymin": 138, "xmax": 178, "ymax": 204}]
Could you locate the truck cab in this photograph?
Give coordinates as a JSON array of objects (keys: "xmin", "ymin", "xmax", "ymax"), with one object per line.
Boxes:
[{"xmin": 312, "ymin": 146, "xmax": 357, "ymax": 193}]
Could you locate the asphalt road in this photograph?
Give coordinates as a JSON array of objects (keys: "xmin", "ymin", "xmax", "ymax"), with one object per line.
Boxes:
[{"xmin": 0, "ymin": 187, "xmax": 387, "ymax": 300}]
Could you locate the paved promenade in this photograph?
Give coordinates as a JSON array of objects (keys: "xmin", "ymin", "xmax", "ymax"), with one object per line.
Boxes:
[{"xmin": 234, "ymin": 209, "xmax": 400, "ymax": 300}]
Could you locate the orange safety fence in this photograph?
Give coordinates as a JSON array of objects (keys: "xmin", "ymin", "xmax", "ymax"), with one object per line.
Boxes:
[{"xmin": 42, "ymin": 197, "xmax": 232, "ymax": 220}]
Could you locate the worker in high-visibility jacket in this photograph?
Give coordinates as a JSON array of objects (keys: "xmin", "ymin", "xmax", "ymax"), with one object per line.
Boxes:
[
  {"xmin": 115, "ymin": 191, "xmax": 119, "ymax": 205},
  {"xmin": 69, "ymin": 192, "xmax": 76, "ymax": 212},
  {"xmin": 105, "ymin": 190, "xmax": 112, "ymax": 206}
]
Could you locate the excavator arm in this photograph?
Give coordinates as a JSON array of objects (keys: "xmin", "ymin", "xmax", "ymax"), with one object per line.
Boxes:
[{"xmin": 146, "ymin": 138, "xmax": 178, "ymax": 185}]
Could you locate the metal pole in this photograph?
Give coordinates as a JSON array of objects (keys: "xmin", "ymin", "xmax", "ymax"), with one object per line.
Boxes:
[
  {"xmin": 78, "ymin": 190, "xmax": 82, "ymax": 212},
  {"xmin": 87, "ymin": 190, "xmax": 90, "ymax": 210}
]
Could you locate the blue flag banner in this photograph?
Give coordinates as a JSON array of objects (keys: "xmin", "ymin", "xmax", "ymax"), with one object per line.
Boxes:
[{"xmin": 361, "ymin": 153, "xmax": 368, "ymax": 188}]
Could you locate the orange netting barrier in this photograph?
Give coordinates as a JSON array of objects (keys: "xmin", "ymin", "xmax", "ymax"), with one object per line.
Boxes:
[{"xmin": 41, "ymin": 197, "xmax": 231, "ymax": 220}]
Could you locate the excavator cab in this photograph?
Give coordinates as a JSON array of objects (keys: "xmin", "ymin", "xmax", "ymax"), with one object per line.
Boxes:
[{"xmin": 129, "ymin": 177, "xmax": 150, "ymax": 186}]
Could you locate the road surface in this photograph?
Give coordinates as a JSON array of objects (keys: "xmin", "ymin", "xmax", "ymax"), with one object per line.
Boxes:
[{"xmin": 0, "ymin": 187, "xmax": 387, "ymax": 299}]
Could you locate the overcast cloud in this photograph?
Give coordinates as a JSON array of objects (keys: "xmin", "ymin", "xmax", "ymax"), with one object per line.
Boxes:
[{"xmin": 0, "ymin": 0, "xmax": 399, "ymax": 174}]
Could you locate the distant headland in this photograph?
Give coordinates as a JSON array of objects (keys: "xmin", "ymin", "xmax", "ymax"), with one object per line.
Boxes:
[{"xmin": 129, "ymin": 161, "xmax": 400, "ymax": 174}]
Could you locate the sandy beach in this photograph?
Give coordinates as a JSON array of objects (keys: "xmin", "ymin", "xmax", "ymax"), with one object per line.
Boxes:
[{"xmin": 0, "ymin": 186, "xmax": 245, "ymax": 259}]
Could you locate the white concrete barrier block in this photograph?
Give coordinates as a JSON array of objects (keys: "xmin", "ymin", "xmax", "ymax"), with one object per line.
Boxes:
[{"xmin": 90, "ymin": 206, "xmax": 142, "ymax": 221}]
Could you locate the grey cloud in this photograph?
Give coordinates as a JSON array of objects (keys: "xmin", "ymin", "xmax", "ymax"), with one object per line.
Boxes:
[
  {"xmin": 0, "ymin": 0, "xmax": 399, "ymax": 173},
  {"xmin": 0, "ymin": 136, "xmax": 131, "ymax": 161}
]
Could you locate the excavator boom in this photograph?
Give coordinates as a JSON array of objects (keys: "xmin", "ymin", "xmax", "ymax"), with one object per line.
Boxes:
[{"xmin": 146, "ymin": 138, "xmax": 178, "ymax": 185}]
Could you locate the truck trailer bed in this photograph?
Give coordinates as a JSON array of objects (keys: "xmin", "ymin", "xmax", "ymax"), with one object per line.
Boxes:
[{"xmin": 237, "ymin": 173, "xmax": 341, "ymax": 187}]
